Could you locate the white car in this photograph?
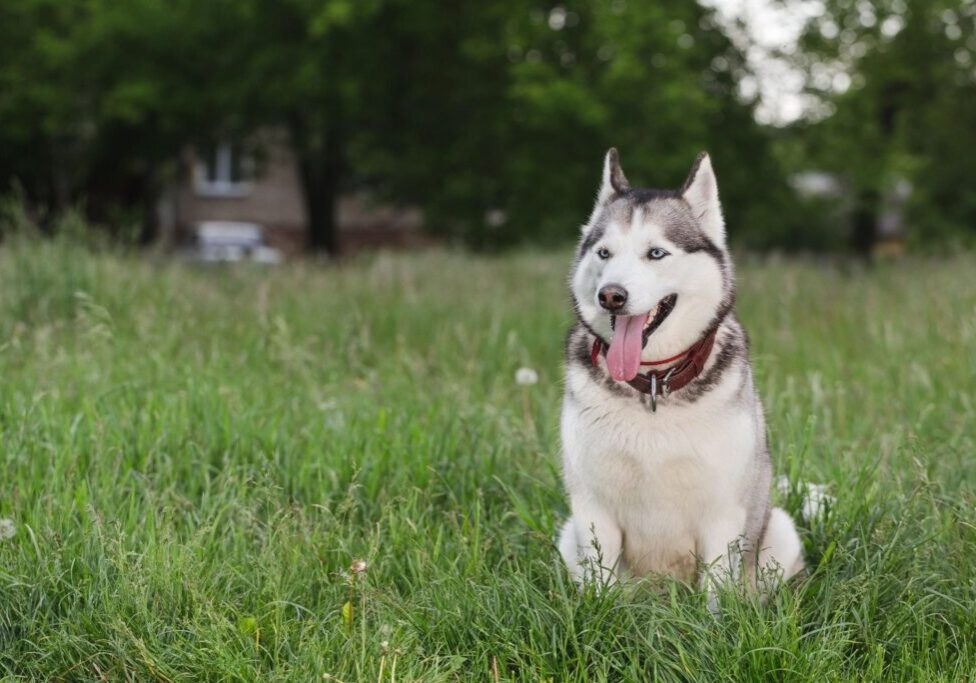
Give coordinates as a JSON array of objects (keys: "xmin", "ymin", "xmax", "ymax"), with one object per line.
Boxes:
[{"xmin": 188, "ymin": 221, "xmax": 282, "ymax": 264}]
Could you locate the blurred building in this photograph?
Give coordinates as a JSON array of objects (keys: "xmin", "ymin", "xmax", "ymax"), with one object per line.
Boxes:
[{"xmin": 157, "ymin": 130, "xmax": 424, "ymax": 257}]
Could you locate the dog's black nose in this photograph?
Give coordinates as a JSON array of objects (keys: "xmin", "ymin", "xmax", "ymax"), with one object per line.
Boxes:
[{"xmin": 598, "ymin": 284, "xmax": 628, "ymax": 312}]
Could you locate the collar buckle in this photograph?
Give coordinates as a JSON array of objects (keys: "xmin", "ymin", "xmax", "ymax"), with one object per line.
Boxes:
[
  {"xmin": 661, "ymin": 366, "xmax": 676, "ymax": 398},
  {"xmin": 647, "ymin": 366, "xmax": 677, "ymax": 413}
]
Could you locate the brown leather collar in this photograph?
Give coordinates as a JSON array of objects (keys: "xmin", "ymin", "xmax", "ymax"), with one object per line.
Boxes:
[{"xmin": 591, "ymin": 325, "xmax": 719, "ymax": 409}]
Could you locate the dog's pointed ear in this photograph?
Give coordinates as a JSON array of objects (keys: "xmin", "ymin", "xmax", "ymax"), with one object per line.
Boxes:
[
  {"xmin": 599, "ymin": 147, "xmax": 630, "ymax": 201},
  {"xmin": 584, "ymin": 148, "xmax": 630, "ymax": 232},
  {"xmin": 681, "ymin": 152, "xmax": 725, "ymax": 248}
]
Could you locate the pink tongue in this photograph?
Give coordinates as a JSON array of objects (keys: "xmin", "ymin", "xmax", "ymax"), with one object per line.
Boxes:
[{"xmin": 606, "ymin": 314, "xmax": 646, "ymax": 382}]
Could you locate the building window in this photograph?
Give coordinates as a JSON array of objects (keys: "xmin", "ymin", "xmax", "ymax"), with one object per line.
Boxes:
[{"xmin": 194, "ymin": 142, "xmax": 254, "ymax": 197}]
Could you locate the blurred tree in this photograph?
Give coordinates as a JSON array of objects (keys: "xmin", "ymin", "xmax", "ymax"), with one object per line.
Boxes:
[
  {"xmin": 501, "ymin": 1, "xmax": 760, "ymax": 246},
  {"xmin": 1, "ymin": 0, "xmax": 799, "ymax": 252},
  {"xmin": 2, "ymin": 0, "xmax": 521, "ymax": 252},
  {"xmin": 794, "ymin": 0, "xmax": 976, "ymax": 253},
  {"xmin": 358, "ymin": 0, "xmax": 798, "ymax": 249},
  {"xmin": 0, "ymin": 1, "xmax": 90, "ymax": 215},
  {"xmin": 215, "ymin": 0, "xmax": 386, "ymax": 253},
  {"xmin": 0, "ymin": 0, "xmax": 250, "ymax": 241},
  {"xmin": 351, "ymin": 0, "xmax": 526, "ymax": 249}
]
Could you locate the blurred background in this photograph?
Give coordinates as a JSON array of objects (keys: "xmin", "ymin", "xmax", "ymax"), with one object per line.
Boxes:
[{"xmin": 1, "ymin": 0, "xmax": 974, "ymax": 258}]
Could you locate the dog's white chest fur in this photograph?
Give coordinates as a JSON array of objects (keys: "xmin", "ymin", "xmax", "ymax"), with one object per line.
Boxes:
[{"xmin": 561, "ymin": 349, "xmax": 757, "ymax": 581}]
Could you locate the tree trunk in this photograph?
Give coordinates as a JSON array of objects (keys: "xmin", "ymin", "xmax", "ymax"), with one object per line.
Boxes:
[
  {"xmin": 138, "ymin": 166, "xmax": 160, "ymax": 246},
  {"xmin": 297, "ymin": 143, "xmax": 341, "ymax": 255},
  {"xmin": 851, "ymin": 188, "xmax": 879, "ymax": 258},
  {"xmin": 289, "ymin": 99, "xmax": 345, "ymax": 255}
]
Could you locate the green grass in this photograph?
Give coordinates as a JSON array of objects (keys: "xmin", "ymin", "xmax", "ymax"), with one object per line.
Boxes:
[{"xmin": 0, "ymin": 237, "xmax": 974, "ymax": 681}]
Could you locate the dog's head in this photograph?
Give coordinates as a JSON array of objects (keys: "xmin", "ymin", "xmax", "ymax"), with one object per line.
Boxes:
[{"xmin": 571, "ymin": 149, "xmax": 734, "ymax": 382}]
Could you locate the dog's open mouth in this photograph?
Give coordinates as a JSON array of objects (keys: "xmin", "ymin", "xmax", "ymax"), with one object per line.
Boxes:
[{"xmin": 607, "ymin": 294, "xmax": 678, "ymax": 382}]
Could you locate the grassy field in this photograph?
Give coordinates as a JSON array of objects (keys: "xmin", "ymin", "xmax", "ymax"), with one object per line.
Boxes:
[{"xmin": 0, "ymin": 238, "xmax": 974, "ymax": 681}]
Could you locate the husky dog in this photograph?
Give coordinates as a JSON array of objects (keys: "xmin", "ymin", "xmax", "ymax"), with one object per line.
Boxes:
[{"xmin": 558, "ymin": 149, "xmax": 803, "ymax": 606}]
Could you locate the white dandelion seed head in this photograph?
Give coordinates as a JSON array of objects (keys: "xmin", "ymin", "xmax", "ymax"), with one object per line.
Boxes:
[
  {"xmin": 515, "ymin": 367, "xmax": 539, "ymax": 385},
  {"xmin": 0, "ymin": 518, "xmax": 15, "ymax": 541}
]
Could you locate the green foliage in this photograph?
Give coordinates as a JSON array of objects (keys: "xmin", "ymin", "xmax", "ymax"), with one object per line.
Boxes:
[
  {"xmin": 2, "ymin": 0, "xmax": 975, "ymax": 250},
  {"xmin": 1, "ymin": 245, "xmax": 975, "ymax": 678},
  {"xmin": 791, "ymin": 0, "xmax": 976, "ymax": 247},
  {"xmin": 0, "ymin": 0, "xmax": 800, "ymax": 250},
  {"xmin": 0, "ymin": 0, "xmax": 260, "ymax": 232},
  {"xmin": 356, "ymin": 0, "xmax": 799, "ymax": 249}
]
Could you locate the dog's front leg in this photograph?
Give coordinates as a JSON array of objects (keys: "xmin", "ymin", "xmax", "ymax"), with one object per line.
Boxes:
[
  {"xmin": 559, "ymin": 498, "xmax": 622, "ymax": 586},
  {"xmin": 698, "ymin": 511, "xmax": 747, "ymax": 614}
]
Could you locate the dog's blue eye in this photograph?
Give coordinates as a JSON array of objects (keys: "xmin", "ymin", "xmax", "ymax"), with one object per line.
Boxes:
[
  {"xmin": 647, "ymin": 248, "xmax": 669, "ymax": 260},
  {"xmin": 596, "ymin": 247, "xmax": 611, "ymax": 260}
]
